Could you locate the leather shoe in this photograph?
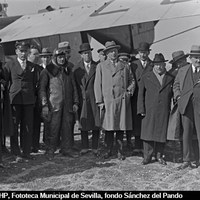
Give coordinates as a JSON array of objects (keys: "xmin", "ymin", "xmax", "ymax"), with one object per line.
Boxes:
[
  {"xmin": 103, "ymin": 151, "xmax": 112, "ymax": 159},
  {"xmin": 141, "ymin": 159, "xmax": 151, "ymax": 165},
  {"xmin": 177, "ymin": 161, "xmax": 190, "ymax": 170},
  {"xmin": 22, "ymin": 154, "xmax": 36, "ymax": 160},
  {"xmin": 117, "ymin": 152, "xmax": 126, "ymax": 160},
  {"xmin": 80, "ymin": 149, "xmax": 90, "ymax": 156},
  {"xmin": 190, "ymin": 161, "xmax": 200, "ymax": 169},
  {"xmin": 158, "ymin": 158, "xmax": 167, "ymax": 165}
]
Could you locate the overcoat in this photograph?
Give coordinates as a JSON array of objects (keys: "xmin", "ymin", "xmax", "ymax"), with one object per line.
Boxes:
[
  {"xmin": 73, "ymin": 60, "xmax": 100, "ymax": 131},
  {"xmin": 137, "ymin": 71, "xmax": 174, "ymax": 142},
  {"xmin": 173, "ymin": 63, "xmax": 200, "ymax": 115},
  {"xmin": 130, "ymin": 59, "xmax": 153, "ymax": 135},
  {"xmin": 94, "ymin": 59, "xmax": 135, "ymax": 131}
]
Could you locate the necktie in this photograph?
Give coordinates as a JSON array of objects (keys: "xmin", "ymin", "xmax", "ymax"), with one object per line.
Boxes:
[
  {"xmin": 21, "ymin": 61, "xmax": 26, "ymax": 70},
  {"xmin": 195, "ymin": 68, "xmax": 198, "ymax": 73},
  {"xmin": 86, "ymin": 63, "xmax": 90, "ymax": 74}
]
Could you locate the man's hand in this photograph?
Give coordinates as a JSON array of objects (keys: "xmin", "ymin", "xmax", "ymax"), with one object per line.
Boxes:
[
  {"xmin": 1, "ymin": 84, "xmax": 5, "ymax": 91},
  {"xmin": 98, "ymin": 103, "xmax": 105, "ymax": 109},
  {"xmin": 73, "ymin": 104, "xmax": 78, "ymax": 113},
  {"xmin": 140, "ymin": 113, "xmax": 145, "ymax": 117},
  {"xmin": 42, "ymin": 106, "xmax": 49, "ymax": 121}
]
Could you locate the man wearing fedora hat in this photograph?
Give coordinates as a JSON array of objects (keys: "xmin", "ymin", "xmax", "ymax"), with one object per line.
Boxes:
[
  {"xmin": 173, "ymin": 45, "xmax": 200, "ymax": 169},
  {"xmin": 138, "ymin": 53, "xmax": 174, "ymax": 165},
  {"xmin": 73, "ymin": 43, "xmax": 100, "ymax": 156},
  {"xmin": 168, "ymin": 50, "xmax": 189, "ymax": 77},
  {"xmin": 97, "ymin": 48, "xmax": 106, "ymax": 64},
  {"xmin": 4, "ymin": 41, "xmax": 38, "ymax": 160},
  {"xmin": 130, "ymin": 42, "xmax": 153, "ymax": 155},
  {"xmin": 94, "ymin": 41, "xmax": 135, "ymax": 160}
]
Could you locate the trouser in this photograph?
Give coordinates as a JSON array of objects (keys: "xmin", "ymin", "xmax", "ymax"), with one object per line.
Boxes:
[
  {"xmin": 105, "ymin": 131, "xmax": 124, "ymax": 152},
  {"xmin": 45, "ymin": 109, "xmax": 74, "ymax": 153},
  {"xmin": 81, "ymin": 130, "xmax": 100, "ymax": 149},
  {"xmin": 32, "ymin": 105, "xmax": 42, "ymax": 150},
  {"xmin": 143, "ymin": 140, "xmax": 165, "ymax": 161},
  {"xmin": 181, "ymin": 98, "xmax": 200, "ymax": 162},
  {"xmin": 11, "ymin": 104, "xmax": 34, "ymax": 156}
]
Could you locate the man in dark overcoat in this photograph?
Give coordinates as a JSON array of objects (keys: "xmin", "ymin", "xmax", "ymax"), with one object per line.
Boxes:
[
  {"xmin": 173, "ymin": 45, "xmax": 200, "ymax": 170},
  {"xmin": 137, "ymin": 53, "xmax": 174, "ymax": 165},
  {"xmin": 129, "ymin": 42, "xmax": 153, "ymax": 153},
  {"xmin": 4, "ymin": 41, "xmax": 37, "ymax": 160},
  {"xmin": 73, "ymin": 43, "xmax": 100, "ymax": 156}
]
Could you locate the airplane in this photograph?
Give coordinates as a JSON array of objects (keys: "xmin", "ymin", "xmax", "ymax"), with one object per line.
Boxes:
[{"xmin": 0, "ymin": 0, "xmax": 200, "ymax": 66}]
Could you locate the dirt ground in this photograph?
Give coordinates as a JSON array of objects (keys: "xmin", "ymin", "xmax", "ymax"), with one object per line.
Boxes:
[{"xmin": 0, "ymin": 134, "xmax": 200, "ymax": 191}]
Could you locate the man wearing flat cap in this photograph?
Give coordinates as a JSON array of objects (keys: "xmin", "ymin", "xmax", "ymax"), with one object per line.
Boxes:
[
  {"xmin": 4, "ymin": 41, "xmax": 37, "ymax": 160},
  {"xmin": 130, "ymin": 42, "xmax": 154, "ymax": 155},
  {"xmin": 94, "ymin": 41, "xmax": 135, "ymax": 160},
  {"xmin": 173, "ymin": 45, "xmax": 200, "ymax": 170},
  {"xmin": 138, "ymin": 53, "xmax": 174, "ymax": 165},
  {"xmin": 73, "ymin": 43, "xmax": 100, "ymax": 156}
]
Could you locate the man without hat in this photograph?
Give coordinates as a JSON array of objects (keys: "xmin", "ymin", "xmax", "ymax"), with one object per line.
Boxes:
[
  {"xmin": 27, "ymin": 45, "xmax": 44, "ymax": 154},
  {"xmin": 138, "ymin": 53, "xmax": 174, "ymax": 165},
  {"xmin": 73, "ymin": 43, "xmax": 100, "ymax": 156},
  {"xmin": 39, "ymin": 47, "xmax": 79, "ymax": 159},
  {"xmin": 129, "ymin": 42, "xmax": 154, "ymax": 155},
  {"xmin": 173, "ymin": 45, "xmax": 200, "ymax": 169},
  {"xmin": 4, "ymin": 41, "xmax": 38, "ymax": 160},
  {"xmin": 94, "ymin": 41, "xmax": 135, "ymax": 160}
]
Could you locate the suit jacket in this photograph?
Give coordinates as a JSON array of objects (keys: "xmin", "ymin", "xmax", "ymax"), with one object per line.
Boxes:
[
  {"xmin": 4, "ymin": 57, "xmax": 37, "ymax": 105},
  {"xmin": 73, "ymin": 60, "xmax": 100, "ymax": 131},
  {"xmin": 173, "ymin": 63, "xmax": 200, "ymax": 115}
]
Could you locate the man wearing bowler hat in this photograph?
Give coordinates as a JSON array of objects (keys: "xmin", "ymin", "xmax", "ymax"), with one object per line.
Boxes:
[
  {"xmin": 168, "ymin": 50, "xmax": 189, "ymax": 77},
  {"xmin": 130, "ymin": 42, "xmax": 153, "ymax": 155},
  {"xmin": 94, "ymin": 41, "xmax": 135, "ymax": 160},
  {"xmin": 173, "ymin": 45, "xmax": 200, "ymax": 169},
  {"xmin": 138, "ymin": 53, "xmax": 174, "ymax": 165},
  {"xmin": 4, "ymin": 41, "xmax": 37, "ymax": 160},
  {"xmin": 73, "ymin": 43, "xmax": 100, "ymax": 156}
]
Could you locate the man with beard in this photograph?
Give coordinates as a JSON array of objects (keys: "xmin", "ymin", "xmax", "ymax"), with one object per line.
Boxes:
[{"xmin": 39, "ymin": 48, "xmax": 79, "ymax": 160}]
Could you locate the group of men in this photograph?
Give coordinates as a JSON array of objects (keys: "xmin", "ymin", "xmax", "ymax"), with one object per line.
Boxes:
[{"xmin": 1, "ymin": 39, "xmax": 200, "ymax": 171}]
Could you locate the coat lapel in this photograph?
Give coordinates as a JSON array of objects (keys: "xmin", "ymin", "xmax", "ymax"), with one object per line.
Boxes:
[
  {"xmin": 14, "ymin": 58, "xmax": 24, "ymax": 75},
  {"xmin": 160, "ymin": 72, "xmax": 174, "ymax": 92},
  {"xmin": 147, "ymin": 71, "xmax": 162, "ymax": 89},
  {"xmin": 85, "ymin": 61, "xmax": 96, "ymax": 88},
  {"xmin": 112, "ymin": 61, "xmax": 124, "ymax": 77}
]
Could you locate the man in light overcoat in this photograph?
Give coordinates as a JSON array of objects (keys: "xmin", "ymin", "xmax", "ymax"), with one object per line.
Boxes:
[{"xmin": 94, "ymin": 41, "xmax": 135, "ymax": 160}]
